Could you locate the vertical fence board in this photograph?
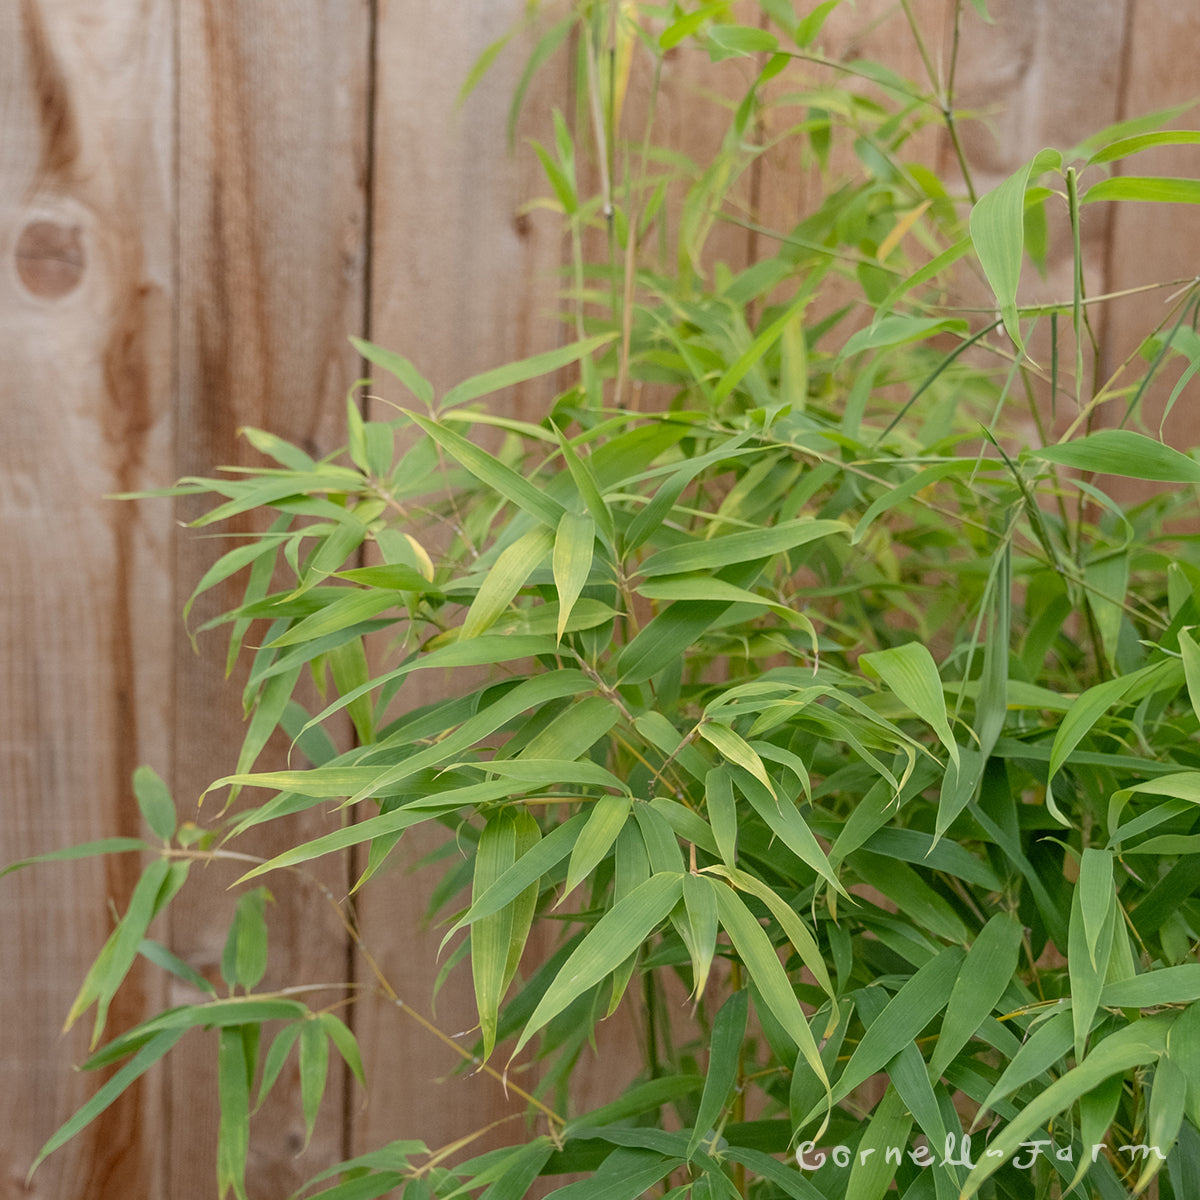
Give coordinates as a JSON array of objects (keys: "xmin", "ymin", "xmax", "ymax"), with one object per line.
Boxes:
[
  {"xmin": 353, "ymin": 0, "xmax": 569, "ymax": 1160},
  {"xmin": 1093, "ymin": 1, "xmax": 1200, "ymax": 444},
  {"xmin": 0, "ymin": 2, "xmax": 174, "ymax": 1197},
  {"xmin": 171, "ymin": 2, "xmax": 369, "ymax": 1195}
]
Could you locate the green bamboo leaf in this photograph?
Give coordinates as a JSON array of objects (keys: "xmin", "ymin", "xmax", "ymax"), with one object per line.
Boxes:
[
  {"xmin": 234, "ymin": 779, "xmax": 514, "ymax": 882},
  {"xmin": 462, "ymin": 525, "xmax": 555, "ymax": 639},
  {"xmin": 560, "ymin": 794, "xmax": 631, "ymax": 905},
  {"xmin": 138, "ymin": 937, "xmax": 218, "ymax": 998},
  {"xmin": 350, "ymin": 336, "xmax": 433, "ymax": 404},
  {"xmin": 1087, "ymin": 130, "xmax": 1200, "ymax": 166},
  {"xmin": 132, "ymin": 765, "xmax": 176, "ymax": 842},
  {"xmin": 977, "ymin": 1008, "xmax": 1073, "ymax": 1116},
  {"xmin": 713, "ymin": 885, "xmax": 828, "ymax": 1094},
  {"xmin": 636, "ymin": 576, "xmax": 820, "ymax": 650},
  {"xmin": 266, "ymin": 591, "xmax": 397, "ymax": 648},
  {"xmin": 649, "ymin": 798, "xmax": 719, "ymax": 860},
  {"xmin": 616, "ymin": 600, "xmax": 730, "ymax": 685},
  {"xmin": 968, "ymin": 148, "xmax": 1062, "ymax": 351},
  {"xmin": 708, "ymin": 24, "xmax": 779, "ymax": 55},
  {"xmin": 621, "ymin": 432, "xmax": 756, "ymax": 555},
  {"xmin": 27, "ymin": 1026, "xmax": 187, "ymax": 1180},
  {"xmin": 1167, "ymin": 1002, "xmax": 1200, "ymax": 1130},
  {"xmin": 860, "ymin": 643, "xmax": 959, "ymax": 769},
  {"xmin": 512, "ymin": 873, "xmax": 683, "ymax": 1059},
  {"xmin": 217, "ymin": 1025, "xmax": 254, "ymax": 1200},
  {"xmin": 1099, "ymin": 963, "xmax": 1200, "ymax": 1007},
  {"xmin": 1032, "ymin": 429, "xmax": 1200, "ymax": 482},
  {"xmin": 255, "ymin": 1023, "xmax": 301, "ymax": 1111},
  {"xmin": 459, "ymin": 758, "xmax": 628, "ymax": 793},
  {"xmin": 1141, "ymin": 1057, "xmax": 1187, "ymax": 1191},
  {"xmin": 67, "ymin": 857, "xmax": 186, "ymax": 1046},
  {"xmin": 551, "ymin": 425, "xmax": 616, "ymax": 548},
  {"xmin": 239, "ymin": 426, "xmax": 316, "ymax": 472},
  {"xmin": 1077, "ymin": 848, "xmax": 1115, "ymax": 969},
  {"xmin": 699, "ymin": 722, "xmax": 776, "ymax": 800},
  {"xmin": 959, "ymin": 1017, "xmax": 1173, "ymax": 1199},
  {"xmin": 638, "ymin": 518, "xmax": 847, "ymax": 577},
  {"xmin": 407, "ymin": 412, "xmax": 566, "ymax": 528},
  {"xmin": 842, "ymin": 1084, "xmax": 913, "ymax": 1200},
  {"xmin": 221, "ymin": 887, "xmax": 272, "ymax": 993},
  {"xmin": 1, "ymin": 836, "xmax": 148, "ymax": 880},
  {"xmin": 930, "ymin": 913, "xmax": 1023, "ymax": 1076},
  {"xmin": 706, "ymin": 767, "xmax": 737, "ymax": 868},
  {"xmin": 1068, "ymin": 861, "xmax": 1116, "ymax": 1063},
  {"xmin": 540, "ymin": 1148, "xmax": 683, "ymax": 1200},
  {"xmin": 840, "ymin": 315, "xmax": 968, "ymax": 358},
  {"xmin": 817, "ymin": 946, "xmax": 965, "ymax": 1117},
  {"xmin": 687, "ymin": 987, "xmax": 749, "ymax": 1160},
  {"xmin": 712, "ymin": 292, "xmax": 808, "ymax": 402},
  {"xmin": 873, "ymin": 237, "xmax": 973, "ymax": 323},
  {"xmin": 681, "ymin": 872, "xmax": 720, "ymax": 1001},
  {"xmin": 732, "ymin": 770, "xmax": 845, "ymax": 898},
  {"xmin": 1083, "ymin": 176, "xmax": 1200, "ymax": 205},
  {"xmin": 444, "ymin": 813, "xmax": 586, "ymax": 944},
  {"xmin": 1065, "ymin": 1071, "xmax": 1125, "ymax": 1194},
  {"xmin": 473, "ymin": 808, "xmax": 542, "ymax": 1061},
  {"xmin": 851, "ymin": 461, "xmax": 970, "ymax": 544},
  {"xmin": 517, "ymin": 695, "xmax": 620, "ymax": 763},
  {"xmin": 705, "ymin": 865, "xmax": 836, "ymax": 1004},
  {"xmin": 553, "ymin": 511, "xmax": 595, "ymax": 643},
  {"xmin": 441, "ymin": 334, "xmax": 617, "ymax": 410},
  {"xmin": 319, "ymin": 1012, "xmax": 366, "ymax": 1091},
  {"xmin": 299, "ymin": 1019, "xmax": 330, "ymax": 1149},
  {"xmin": 232, "ymin": 666, "xmax": 302, "ymax": 799}
]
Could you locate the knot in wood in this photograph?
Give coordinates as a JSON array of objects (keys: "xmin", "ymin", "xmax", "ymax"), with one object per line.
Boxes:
[{"xmin": 15, "ymin": 219, "xmax": 85, "ymax": 298}]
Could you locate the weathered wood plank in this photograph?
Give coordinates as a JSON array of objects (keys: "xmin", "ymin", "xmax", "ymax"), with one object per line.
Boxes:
[
  {"xmin": 1092, "ymin": 0, "xmax": 1200, "ymax": 445},
  {"xmin": 171, "ymin": 2, "xmax": 370, "ymax": 1195},
  {"xmin": 353, "ymin": 0, "xmax": 569, "ymax": 1161},
  {"xmin": 0, "ymin": 1, "xmax": 174, "ymax": 1196}
]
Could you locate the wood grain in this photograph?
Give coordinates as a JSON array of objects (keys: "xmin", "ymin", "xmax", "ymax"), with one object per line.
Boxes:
[
  {"xmin": 0, "ymin": 1, "xmax": 174, "ymax": 1196},
  {"xmin": 170, "ymin": 1, "xmax": 369, "ymax": 1195},
  {"xmin": 351, "ymin": 0, "xmax": 569, "ymax": 1162}
]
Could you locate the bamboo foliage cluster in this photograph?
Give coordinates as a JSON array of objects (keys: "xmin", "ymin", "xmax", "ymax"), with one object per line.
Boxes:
[{"xmin": 11, "ymin": 2, "xmax": 1200, "ymax": 1197}]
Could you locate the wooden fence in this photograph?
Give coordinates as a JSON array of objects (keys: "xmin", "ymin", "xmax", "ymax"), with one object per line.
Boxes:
[{"xmin": 2, "ymin": 1, "xmax": 1197, "ymax": 1196}]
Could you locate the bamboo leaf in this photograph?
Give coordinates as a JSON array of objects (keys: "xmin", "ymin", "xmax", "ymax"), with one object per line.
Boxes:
[
  {"xmin": 841, "ymin": 315, "xmax": 968, "ymax": 357},
  {"xmin": 473, "ymin": 808, "xmax": 542, "ymax": 1061},
  {"xmin": 860, "ymin": 643, "xmax": 959, "ymax": 769},
  {"xmin": 929, "ymin": 913, "xmax": 1023, "ymax": 1076},
  {"xmin": 216, "ymin": 1025, "xmax": 254, "ymax": 1200},
  {"xmin": 266, "ymin": 591, "xmax": 398, "ymax": 648},
  {"xmin": 1, "ymin": 837, "xmax": 148, "ymax": 880},
  {"xmin": 817, "ymin": 946, "xmax": 965, "ymax": 1118},
  {"xmin": 28, "ymin": 1027, "xmax": 188, "ymax": 1180},
  {"xmin": 687, "ymin": 988, "xmax": 749, "ymax": 1160},
  {"xmin": 462, "ymin": 525, "xmax": 555, "ymax": 639},
  {"xmin": 441, "ymin": 334, "xmax": 617, "ymax": 410},
  {"xmin": 1032, "ymin": 429, "xmax": 1200, "ymax": 482},
  {"xmin": 714, "ymin": 884, "xmax": 828, "ymax": 1094},
  {"xmin": 560, "ymin": 794, "xmax": 631, "ymax": 905},
  {"xmin": 1083, "ymin": 176, "xmax": 1200, "ymax": 205},
  {"xmin": 968, "ymin": 148, "xmax": 1062, "ymax": 351},
  {"xmin": 512, "ymin": 873, "xmax": 683, "ymax": 1059},
  {"xmin": 681, "ymin": 872, "xmax": 720, "ymax": 1001},
  {"xmin": 959, "ymin": 1017, "xmax": 1172, "ymax": 1199},
  {"xmin": 638, "ymin": 519, "xmax": 847, "ymax": 577},
  {"xmin": 553, "ymin": 511, "xmax": 595, "ymax": 643},
  {"xmin": 350, "ymin": 336, "xmax": 433, "ymax": 404},
  {"xmin": 407, "ymin": 412, "xmax": 566, "ymax": 528},
  {"xmin": 299, "ymin": 1019, "xmax": 330, "ymax": 1149},
  {"xmin": 132, "ymin": 765, "xmax": 177, "ymax": 841}
]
